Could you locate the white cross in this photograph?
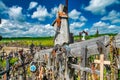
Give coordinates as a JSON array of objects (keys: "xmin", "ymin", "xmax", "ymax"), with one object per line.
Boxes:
[{"xmin": 94, "ymin": 54, "xmax": 110, "ymax": 80}]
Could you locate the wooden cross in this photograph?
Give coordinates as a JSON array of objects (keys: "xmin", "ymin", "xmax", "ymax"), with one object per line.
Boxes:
[{"xmin": 94, "ymin": 54, "xmax": 110, "ymax": 80}]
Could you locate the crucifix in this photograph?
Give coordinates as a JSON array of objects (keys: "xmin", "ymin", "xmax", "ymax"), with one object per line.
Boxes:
[{"xmin": 94, "ymin": 54, "xmax": 110, "ymax": 80}]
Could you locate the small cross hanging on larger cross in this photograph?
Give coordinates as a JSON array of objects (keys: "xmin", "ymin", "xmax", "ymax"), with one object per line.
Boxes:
[{"xmin": 94, "ymin": 54, "xmax": 110, "ymax": 80}]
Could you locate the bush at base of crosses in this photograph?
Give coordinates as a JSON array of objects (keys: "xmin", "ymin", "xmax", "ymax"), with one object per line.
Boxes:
[
  {"xmin": 0, "ymin": 57, "xmax": 18, "ymax": 68},
  {"xmin": 10, "ymin": 58, "xmax": 19, "ymax": 65}
]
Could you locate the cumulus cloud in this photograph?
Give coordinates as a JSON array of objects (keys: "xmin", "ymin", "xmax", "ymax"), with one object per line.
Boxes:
[
  {"xmin": 32, "ymin": 5, "xmax": 51, "ymax": 21},
  {"xmin": 80, "ymin": 16, "xmax": 87, "ymax": 22},
  {"xmin": 28, "ymin": 1, "xmax": 38, "ymax": 10},
  {"xmin": 0, "ymin": 19, "xmax": 54, "ymax": 37},
  {"xmin": 69, "ymin": 9, "xmax": 87, "ymax": 22},
  {"xmin": 89, "ymin": 21, "xmax": 120, "ymax": 34},
  {"xmin": 101, "ymin": 10, "xmax": 120, "ymax": 24},
  {"xmin": 70, "ymin": 22, "xmax": 85, "ymax": 28},
  {"xmin": 69, "ymin": 9, "xmax": 81, "ymax": 20},
  {"xmin": 51, "ymin": 7, "xmax": 58, "ymax": 15},
  {"xmin": 8, "ymin": 6, "xmax": 25, "ymax": 21},
  {"xmin": 85, "ymin": 0, "xmax": 119, "ymax": 15},
  {"xmin": 68, "ymin": 9, "xmax": 88, "ymax": 35},
  {"xmin": 70, "ymin": 22, "xmax": 85, "ymax": 35}
]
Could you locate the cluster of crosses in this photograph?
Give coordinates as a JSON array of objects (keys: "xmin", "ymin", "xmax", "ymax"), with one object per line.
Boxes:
[
  {"xmin": 0, "ymin": 43, "xmax": 35, "ymax": 80},
  {"xmin": 0, "ymin": 0, "xmax": 120, "ymax": 80}
]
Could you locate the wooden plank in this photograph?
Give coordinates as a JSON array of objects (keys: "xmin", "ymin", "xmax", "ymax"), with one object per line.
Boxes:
[
  {"xmin": 70, "ymin": 35, "xmax": 109, "ymax": 57},
  {"xmin": 70, "ymin": 35, "xmax": 109, "ymax": 48},
  {"xmin": 115, "ymin": 34, "xmax": 120, "ymax": 48},
  {"xmin": 33, "ymin": 48, "xmax": 52, "ymax": 61},
  {"xmin": 71, "ymin": 64, "xmax": 100, "ymax": 75}
]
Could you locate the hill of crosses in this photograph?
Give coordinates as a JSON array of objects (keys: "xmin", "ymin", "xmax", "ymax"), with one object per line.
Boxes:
[{"xmin": 0, "ymin": 0, "xmax": 120, "ymax": 80}]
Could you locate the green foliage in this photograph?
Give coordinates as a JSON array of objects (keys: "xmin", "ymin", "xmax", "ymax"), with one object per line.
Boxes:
[
  {"xmin": 10, "ymin": 57, "xmax": 18, "ymax": 65},
  {"xmin": 0, "ymin": 57, "xmax": 18, "ymax": 68},
  {"xmin": 0, "ymin": 37, "xmax": 54, "ymax": 47},
  {"xmin": 0, "ymin": 59, "xmax": 6, "ymax": 68},
  {"xmin": 0, "ymin": 33, "xmax": 117, "ymax": 47},
  {"xmin": 74, "ymin": 33, "xmax": 117, "ymax": 41}
]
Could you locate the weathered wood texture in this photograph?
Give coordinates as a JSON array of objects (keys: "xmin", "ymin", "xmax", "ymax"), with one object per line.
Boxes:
[
  {"xmin": 52, "ymin": 4, "xmax": 70, "ymax": 45},
  {"xmin": 94, "ymin": 54, "xmax": 110, "ymax": 80},
  {"xmin": 71, "ymin": 64, "xmax": 100, "ymax": 75},
  {"xmin": 115, "ymin": 34, "xmax": 120, "ymax": 48},
  {"xmin": 33, "ymin": 48, "xmax": 52, "ymax": 62},
  {"xmin": 69, "ymin": 35, "xmax": 109, "ymax": 57}
]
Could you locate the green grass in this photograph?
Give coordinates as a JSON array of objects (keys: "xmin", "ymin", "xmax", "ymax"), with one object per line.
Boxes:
[
  {"xmin": 0, "ymin": 37, "xmax": 54, "ymax": 47},
  {"xmin": 0, "ymin": 33, "xmax": 117, "ymax": 47}
]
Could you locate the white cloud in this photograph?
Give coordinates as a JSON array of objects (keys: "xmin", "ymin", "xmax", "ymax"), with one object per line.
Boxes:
[
  {"xmin": 0, "ymin": 19, "xmax": 54, "ymax": 37},
  {"xmin": 32, "ymin": 5, "xmax": 51, "ymax": 21},
  {"xmin": 28, "ymin": 1, "xmax": 38, "ymax": 10},
  {"xmin": 69, "ymin": 9, "xmax": 88, "ymax": 22},
  {"xmin": 80, "ymin": 16, "xmax": 87, "ymax": 22},
  {"xmin": 70, "ymin": 22, "xmax": 85, "ymax": 28},
  {"xmin": 89, "ymin": 21, "xmax": 120, "ymax": 34},
  {"xmin": 0, "ymin": 1, "xmax": 8, "ymax": 15},
  {"xmin": 101, "ymin": 10, "xmax": 120, "ymax": 24},
  {"xmin": 50, "ymin": 6, "xmax": 58, "ymax": 18},
  {"xmin": 70, "ymin": 22, "xmax": 85, "ymax": 35},
  {"xmin": 84, "ymin": 28, "xmax": 89, "ymax": 32},
  {"xmin": 8, "ymin": 6, "xmax": 24, "ymax": 21},
  {"xmin": 51, "ymin": 7, "xmax": 58, "ymax": 15},
  {"xmin": 93, "ymin": 21, "xmax": 109, "ymax": 27},
  {"xmin": 85, "ymin": 0, "xmax": 119, "ymax": 15},
  {"xmin": 69, "ymin": 9, "xmax": 81, "ymax": 20}
]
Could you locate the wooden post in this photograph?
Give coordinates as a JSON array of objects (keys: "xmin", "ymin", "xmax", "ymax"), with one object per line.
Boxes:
[
  {"xmin": 109, "ymin": 36, "xmax": 115, "ymax": 80},
  {"xmin": 81, "ymin": 47, "xmax": 87, "ymax": 80},
  {"xmin": 94, "ymin": 54, "xmax": 110, "ymax": 80}
]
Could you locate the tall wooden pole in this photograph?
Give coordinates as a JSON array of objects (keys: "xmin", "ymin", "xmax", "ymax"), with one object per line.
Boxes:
[
  {"xmin": 109, "ymin": 36, "xmax": 115, "ymax": 80},
  {"xmin": 66, "ymin": 0, "xmax": 68, "ymax": 14}
]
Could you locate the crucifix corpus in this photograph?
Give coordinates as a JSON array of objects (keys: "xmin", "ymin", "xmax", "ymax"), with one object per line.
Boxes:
[{"xmin": 94, "ymin": 54, "xmax": 110, "ymax": 80}]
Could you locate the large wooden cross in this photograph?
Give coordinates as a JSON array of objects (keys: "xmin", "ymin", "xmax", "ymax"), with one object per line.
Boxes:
[{"xmin": 94, "ymin": 54, "xmax": 110, "ymax": 80}]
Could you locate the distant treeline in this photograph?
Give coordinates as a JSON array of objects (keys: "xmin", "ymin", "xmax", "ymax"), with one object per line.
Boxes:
[{"xmin": 2, "ymin": 36, "xmax": 54, "ymax": 40}]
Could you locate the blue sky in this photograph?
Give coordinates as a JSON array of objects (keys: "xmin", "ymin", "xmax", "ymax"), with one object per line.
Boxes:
[{"xmin": 0, "ymin": 0, "xmax": 120, "ymax": 37}]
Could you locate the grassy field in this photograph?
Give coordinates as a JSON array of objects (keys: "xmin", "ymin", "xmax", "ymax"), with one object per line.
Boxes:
[
  {"xmin": 0, "ymin": 37, "xmax": 54, "ymax": 47},
  {"xmin": 0, "ymin": 33, "xmax": 117, "ymax": 47}
]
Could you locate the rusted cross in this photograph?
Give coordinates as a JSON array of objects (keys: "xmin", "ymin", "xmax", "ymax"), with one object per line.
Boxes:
[{"xmin": 94, "ymin": 54, "xmax": 110, "ymax": 80}]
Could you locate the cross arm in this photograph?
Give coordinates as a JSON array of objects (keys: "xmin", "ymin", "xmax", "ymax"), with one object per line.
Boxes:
[
  {"xmin": 94, "ymin": 60, "xmax": 110, "ymax": 65},
  {"xmin": 70, "ymin": 64, "xmax": 100, "ymax": 75}
]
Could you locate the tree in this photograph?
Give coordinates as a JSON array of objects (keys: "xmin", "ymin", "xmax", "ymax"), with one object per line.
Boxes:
[{"xmin": 0, "ymin": 35, "xmax": 2, "ymax": 41}]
